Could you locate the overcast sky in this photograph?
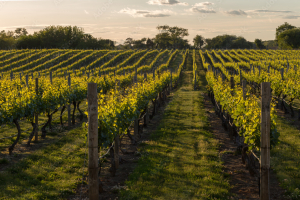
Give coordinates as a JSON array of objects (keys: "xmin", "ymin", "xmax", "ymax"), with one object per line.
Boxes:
[{"xmin": 1, "ymin": 0, "xmax": 300, "ymax": 44}]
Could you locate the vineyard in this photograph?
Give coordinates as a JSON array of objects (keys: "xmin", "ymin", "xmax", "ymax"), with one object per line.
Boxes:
[{"xmin": 0, "ymin": 49, "xmax": 300, "ymax": 199}]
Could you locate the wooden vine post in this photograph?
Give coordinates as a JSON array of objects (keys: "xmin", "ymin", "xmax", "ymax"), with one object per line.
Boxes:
[
  {"xmin": 242, "ymin": 80, "xmax": 246, "ymax": 100},
  {"xmin": 50, "ymin": 71, "xmax": 52, "ymax": 84},
  {"xmin": 88, "ymin": 83, "xmax": 99, "ymax": 200},
  {"xmin": 194, "ymin": 70, "xmax": 196, "ymax": 90},
  {"xmin": 26, "ymin": 75, "xmax": 28, "ymax": 87},
  {"xmin": 239, "ymin": 69, "xmax": 242, "ymax": 84},
  {"xmin": 260, "ymin": 82, "xmax": 271, "ymax": 200},
  {"xmin": 35, "ymin": 78, "xmax": 39, "ymax": 142},
  {"xmin": 114, "ymin": 80, "xmax": 120, "ymax": 169},
  {"xmin": 170, "ymin": 69, "xmax": 172, "ymax": 90},
  {"xmin": 230, "ymin": 77, "xmax": 235, "ymax": 95},
  {"xmin": 68, "ymin": 74, "xmax": 71, "ymax": 127}
]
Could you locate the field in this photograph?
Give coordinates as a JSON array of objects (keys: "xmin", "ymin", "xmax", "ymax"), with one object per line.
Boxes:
[{"xmin": 0, "ymin": 49, "xmax": 300, "ymax": 199}]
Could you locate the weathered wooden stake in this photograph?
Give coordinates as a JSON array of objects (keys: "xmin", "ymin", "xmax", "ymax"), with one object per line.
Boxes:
[
  {"xmin": 242, "ymin": 80, "xmax": 246, "ymax": 100},
  {"xmin": 114, "ymin": 135, "xmax": 119, "ymax": 169},
  {"xmin": 26, "ymin": 75, "xmax": 28, "ymax": 87},
  {"xmin": 134, "ymin": 119, "xmax": 139, "ymax": 137},
  {"xmin": 35, "ymin": 78, "xmax": 39, "ymax": 142},
  {"xmin": 239, "ymin": 69, "xmax": 242, "ymax": 84},
  {"xmin": 280, "ymin": 68, "xmax": 284, "ymax": 80},
  {"xmin": 144, "ymin": 107, "xmax": 149, "ymax": 127},
  {"xmin": 68, "ymin": 75, "xmax": 71, "ymax": 127},
  {"xmin": 260, "ymin": 82, "xmax": 271, "ymax": 200},
  {"xmin": 170, "ymin": 69, "xmax": 173, "ymax": 90},
  {"xmin": 230, "ymin": 77, "xmax": 235, "ymax": 95},
  {"xmin": 88, "ymin": 83, "xmax": 99, "ymax": 200},
  {"xmin": 133, "ymin": 74, "xmax": 137, "ymax": 83},
  {"xmin": 194, "ymin": 70, "xmax": 197, "ymax": 90},
  {"xmin": 50, "ymin": 71, "xmax": 52, "ymax": 84}
]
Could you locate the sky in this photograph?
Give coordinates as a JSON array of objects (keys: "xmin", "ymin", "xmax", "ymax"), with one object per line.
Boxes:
[{"xmin": 0, "ymin": 0, "xmax": 300, "ymax": 44}]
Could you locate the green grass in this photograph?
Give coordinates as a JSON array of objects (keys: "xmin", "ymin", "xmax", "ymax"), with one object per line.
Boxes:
[
  {"xmin": 271, "ymin": 115, "xmax": 300, "ymax": 200},
  {"xmin": 0, "ymin": 125, "xmax": 88, "ymax": 200},
  {"xmin": 0, "ymin": 102, "xmax": 88, "ymax": 151},
  {"xmin": 120, "ymin": 52, "xmax": 231, "ymax": 200}
]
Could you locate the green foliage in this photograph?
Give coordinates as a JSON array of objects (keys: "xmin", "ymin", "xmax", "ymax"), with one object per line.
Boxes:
[
  {"xmin": 123, "ymin": 38, "xmax": 148, "ymax": 49},
  {"xmin": 0, "ymin": 31, "xmax": 15, "ymax": 49},
  {"xmin": 275, "ymin": 22, "xmax": 296, "ymax": 41},
  {"xmin": 277, "ymin": 28, "xmax": 300, "ymax": 49},
  {"xmin": 14, "ymin": 25, "xmax": 115, "ymax": 49},
  {"xmin": 193, "ymin": 35, "xmax": 205, "ymax": 49},
  {"xmin": 0, "ymin": 158, "xmax": 9, "ymax": 164},
  {"xmin": 254, "ymin": 39, "xmax": 266, "ymax": 49},
  {"xmin": 263, "ymin": 40, "xmax": 278, "ymax": 49},
  {"xmin": 205, "ymin": 34, "xmax": 253, "ymax": 49},
  {"xmin": 154, "ymin": 25, "xmax": 189, "ymax": 49},
  {"xmin": 206, "ymin": 72, "xmax": 279, "ymax": 151}
]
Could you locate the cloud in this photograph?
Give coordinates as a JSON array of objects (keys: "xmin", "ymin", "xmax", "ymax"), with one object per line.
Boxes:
[
  {"xmin": 194, "ymin": 28, "xmax": 208, "ymax": 31},
  {"xmin": 24, "ymin": 25, "xmax": 47, "ymax": 29},
  {"xmin": 194, "ymin": 2, "xmax": 214, "ymax": 7},
  {"xmin": 247, "ymin": 10, "xmax": 292, "ymax": 14},
  {"xmin": 225, "ymin": 10, "xmax": 247, "ymax": 16},
  {"xmin": 118, "ymin": 8, "xmax": 174, "ymax": 17},
  {"xmin": 189, "ymin": 7, "xmax": 215, "ymax": 13},
  {"xmin": 0, "ymin": 25, "xmax": 48, "ymax": 30},
  {"xmin": 187, "ymin": 2, "xmax": 216, "ymax": 14},
  {"xmin": 84, "ymin": 10, "xmax": 89, "ymax": 15},
  {"xmin": 283, "ymin": 15, "xmax": 300, "ymax": 19},
  {"xmin": 147, "ymin": 0, "xmax": 188, "ymax": 6}
]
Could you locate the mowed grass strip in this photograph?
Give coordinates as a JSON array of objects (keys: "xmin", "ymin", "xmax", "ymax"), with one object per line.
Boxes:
[
  {"xmin": 120, "ymin": 56, "xmax": 231, "ymax": 200},
  {"xmin": 271, "ymin": 115, "xmax": 300, "ymax": 199},
  {"xmin": 0, "ymin": 125, "xmax": 88, "ymax": 200}
]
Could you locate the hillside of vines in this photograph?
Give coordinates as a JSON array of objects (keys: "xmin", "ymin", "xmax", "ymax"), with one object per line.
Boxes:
[{"xmin": 0, "ymin": 49, "xmax": 300, "ymax": 199}]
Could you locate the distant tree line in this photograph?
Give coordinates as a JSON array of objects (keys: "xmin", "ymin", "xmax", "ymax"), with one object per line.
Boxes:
[
  {"xmin": 0, "ymin": 26, "xmax": 115, "ymax": 49},
  {"xmin": 121, "ymin": 25, "xmax": 190, "ymax": 50},
  {"xmin": 1, "ymin": 23, "xmax": 299, "ymax": 50}
]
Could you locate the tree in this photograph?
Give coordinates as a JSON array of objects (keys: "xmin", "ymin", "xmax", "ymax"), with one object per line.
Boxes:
[
  {"xmin": 0, "ymin": 30, "xmax": 15, "ymax": 49},
  {"xmin": 156, "ymin": 25, "xmax": 189, "ymax": 49},
  {"xmin": 204, "ymin": 34, "xmax": 252, "ymax": 49},
  {"xmin": 193, "ymin": 35, "xmax": 205, "ymax": 49},
  {"xmin": 275, "ymin": 22, "xmax": 296, "ymax": 42},
  {"xmin": 16, "ymin": 34, "xmax": 42, "ymax": 49},
  {"xmin": 277, "ymin": 28, "xmax": 300, "ymax": 49},
  {"xmin": 232, "ymin": 37, "xmax": 252, "ymax": 49},
  {"xmin": 254, "ymin": 39, "xmax": 265, "ymax": 49},
  {"xmin": 14, "ymin": 25, "xmax": 113, "ymax": 49},
  {"xmin": 177, "ymin": 38, "xmax": 190, "ymax": 49},
  {"xmin": 146, "ymin": 38, "xmax": 154, "ymax": 49},
  {"xmin": 153, "ymin": 32, "xmax": 172, "ymax": 49},
  {"xmin": 124, "ymin": 38, "xmax": 134, "ymax": 48},
  {"xmin": 133, "ymin": 37, "xmax": 147, "ymax": 49},
  {"xmin": 263, "ymin": 40, "xmax": 278, "ymax": 49},
  {"xmin": 14, "ymin": 28, "xmax": 28, "ymax": 39}
]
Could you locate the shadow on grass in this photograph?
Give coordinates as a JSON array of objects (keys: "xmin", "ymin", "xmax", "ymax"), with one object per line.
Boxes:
[
  {"xmin": 0, "ymin": 126, "xmax": 87, "ymax": 199},
  {"xmin": 271, "ymin": 116, "xmax": 300, "ymax": 198}
]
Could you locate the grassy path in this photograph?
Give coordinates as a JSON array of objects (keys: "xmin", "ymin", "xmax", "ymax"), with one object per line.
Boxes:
[
  {"xmin": 120, "ymin": 52, "xmax": 231, "ymax": 200},
  {"xmin": 271, "ymin": 114, "xmax": 300, "ymax": 198},
  {"xmin": 0, "ymin": 126, "xmax": 87, "ymax": 199}
]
